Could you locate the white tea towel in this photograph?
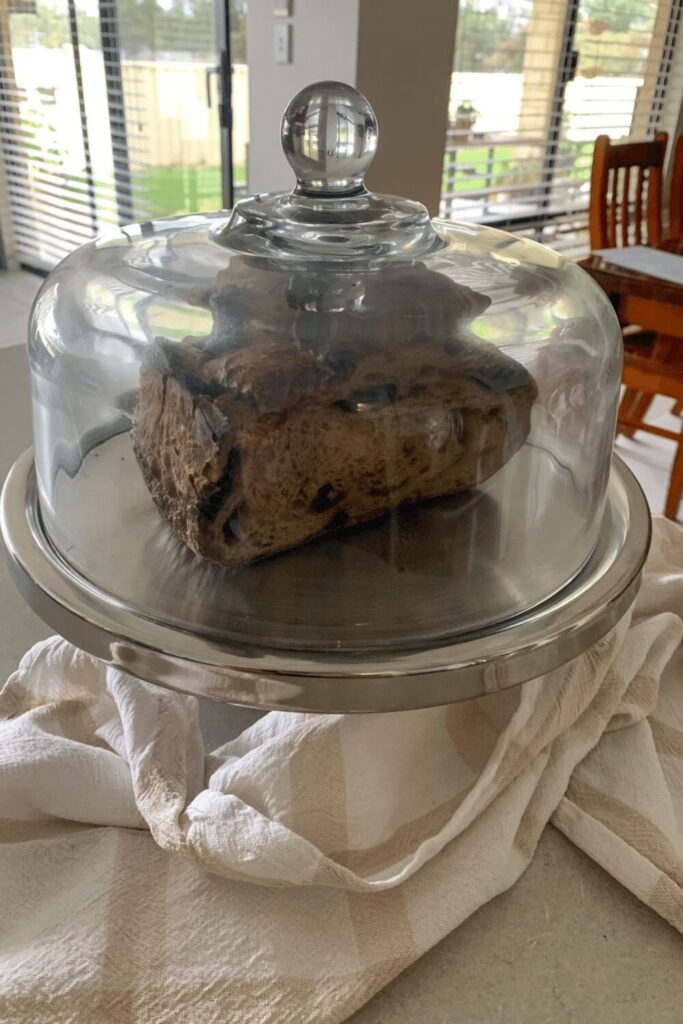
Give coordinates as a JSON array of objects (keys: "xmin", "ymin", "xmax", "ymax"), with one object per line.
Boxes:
[{"xmin": 0, "ymin": 517, "xmax": 681, "ymax": 1023}]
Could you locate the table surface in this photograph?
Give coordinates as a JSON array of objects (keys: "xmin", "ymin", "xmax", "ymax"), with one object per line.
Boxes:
[
  {"xmin": 579, "ymin": 239, "xmax": 683, "ymax": 305},
  {"xmin": 1, "ymin": 343, "xmax": 681, "ymax": 1023}
]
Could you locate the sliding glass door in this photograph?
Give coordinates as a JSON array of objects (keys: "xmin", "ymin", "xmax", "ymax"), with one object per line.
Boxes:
[{"xmin": 0, "ymin": 0, "xmax": 242, "ymax": 270}]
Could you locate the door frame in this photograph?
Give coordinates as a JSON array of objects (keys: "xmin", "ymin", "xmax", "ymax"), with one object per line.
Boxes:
[
  {"xmin": 98, "ymin": 0, "xmax": 135, "ymax": 225},
  {"xmin": 215, "ymin": 0, "xmax": 235, "ymax": 210}
]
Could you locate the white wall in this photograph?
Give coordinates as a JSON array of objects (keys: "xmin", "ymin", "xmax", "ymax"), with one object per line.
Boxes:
[
  {"xmin": 245, "ymin": 0, "xmax": 359, "ymax": 194},
  {"xmin": 245, "ymin": 0, "xmax": 456, "ymax": 212}
]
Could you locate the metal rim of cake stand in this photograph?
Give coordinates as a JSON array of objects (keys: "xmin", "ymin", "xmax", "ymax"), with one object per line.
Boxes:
[{"xmin": 1, "ymin": 447, "xmax": 651, "ymax": 713}]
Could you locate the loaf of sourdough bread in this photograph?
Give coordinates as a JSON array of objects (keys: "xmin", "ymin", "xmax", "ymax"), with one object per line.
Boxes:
[{"xmin": 132, "ymin": 263, "xmax": 537, "ymax": 565}]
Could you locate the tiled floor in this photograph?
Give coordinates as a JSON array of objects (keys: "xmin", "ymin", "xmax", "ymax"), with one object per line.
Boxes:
[
  {"xmin": 0, "ymin": 269, "xmax": 43, "ymax": 349},
  {"xmin": 0, "ymin": 269, "xmax": 680, "ymax": 521}
]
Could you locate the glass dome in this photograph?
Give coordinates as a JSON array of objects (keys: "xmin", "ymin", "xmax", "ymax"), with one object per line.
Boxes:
[{"xmin": 27, "ymin": 81, "xmax": 622, "ymax": 656}]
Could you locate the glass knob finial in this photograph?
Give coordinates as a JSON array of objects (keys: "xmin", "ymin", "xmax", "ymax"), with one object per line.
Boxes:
[{"xmin": 281, "ymin": 81, "xmax": 378, "ymax": 197}]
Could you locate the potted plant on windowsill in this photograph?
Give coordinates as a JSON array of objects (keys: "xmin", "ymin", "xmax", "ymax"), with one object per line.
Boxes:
[{"xmin": 454, "ymin": 100, "xmax": 478, "ymax": 133}]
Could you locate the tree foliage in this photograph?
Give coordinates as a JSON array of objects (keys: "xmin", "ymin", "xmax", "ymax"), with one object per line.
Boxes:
[
  {"xmin": 577, "ymin": 0, "xmax": 655, "ymax": 74},
  {"xmin": 453, "ymin": 0, "xmax": 655, "ymax": 74},
  {"xmin": 454, "ymin": 4, "xmax": 526, "ymax": 73},
  {"xmin": 582, "ymin": 0, "xmax": 653, "ymax": 35},
  {"xmin": 9, "ymin": 0, "xmax": 247, "ymax": 61}
]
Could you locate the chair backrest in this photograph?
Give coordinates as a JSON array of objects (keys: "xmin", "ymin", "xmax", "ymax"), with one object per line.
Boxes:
[
  {"xmin": 669, "ymin": 134, "xmax": 683, "ymax": 243},
  {"xmin": 589, "ymin": 132, "xmax": 668, "ymax": 250}
]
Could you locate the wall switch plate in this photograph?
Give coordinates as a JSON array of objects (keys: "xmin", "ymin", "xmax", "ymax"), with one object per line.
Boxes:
[
  {"xmin": 273, "ymin": 0, "xmax": 293, "ymax": 15},
  {"xmin": 273, "ymin": 22, "xmax": 292, "ymax": 63}
]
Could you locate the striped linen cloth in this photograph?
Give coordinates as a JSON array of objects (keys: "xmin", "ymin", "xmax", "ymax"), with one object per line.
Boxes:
[{"xmin": 0, "ymin": 516, "xmax": 681, "ymax": 1023}]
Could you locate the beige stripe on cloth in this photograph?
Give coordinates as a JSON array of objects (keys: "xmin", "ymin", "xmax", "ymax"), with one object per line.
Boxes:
[{"xmin": 0, "ymin": 517, "xmax": 681, "ymax": 1023}]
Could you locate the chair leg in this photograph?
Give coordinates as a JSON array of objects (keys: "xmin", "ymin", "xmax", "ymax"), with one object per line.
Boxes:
[
  {"xmin": 632, "ymin": 392, "xmax": 654, "ymax": 424},
  {"xmin": 618, "ymin": 389, "xmax": 652, "ymax": 438},
  {"xmin": 664, "ymin": 436, "xmax": 683, "ymax": 521},
  {"xmin": 618, "ymin": 388, "xmax": 638, "ymax": 437}
]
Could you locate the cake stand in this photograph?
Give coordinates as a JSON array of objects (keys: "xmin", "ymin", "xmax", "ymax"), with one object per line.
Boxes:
[{"xmin": 1, "ymin": 446, "xmax": 650, "ymax": 712}]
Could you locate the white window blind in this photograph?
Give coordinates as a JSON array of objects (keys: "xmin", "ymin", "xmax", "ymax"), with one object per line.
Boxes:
[
  {"xmin": 1, "ymin": 0, "xmax": 125, "ymax": 269},
  {"xmin": 0, "ymin": 0, "xmax": 239, "ymax": 272},
  {"xmin": 441, "ymin": 0, "xmax": 683, "ymax": 255}
]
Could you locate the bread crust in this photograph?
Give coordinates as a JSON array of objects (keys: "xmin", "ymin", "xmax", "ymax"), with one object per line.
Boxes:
[{"xmin": 132, "ymin": 265, "xmax": 537, "ymax": 565}]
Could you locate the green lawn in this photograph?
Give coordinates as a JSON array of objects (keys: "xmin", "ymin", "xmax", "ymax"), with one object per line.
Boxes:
[
  {"xmin": 28, "ymin": 128, "xmax": 596, "ymax": 227},
  {"xmin": 127, "ymin": 142, "xmax": 594, "ymax": 216},
  {"xmin": 443, "ymin": 145, "xmax": 515, "ymax": 193},
  {"xmin": 135, "ymin": 163, "xmax": 247, "ymax": 217}
]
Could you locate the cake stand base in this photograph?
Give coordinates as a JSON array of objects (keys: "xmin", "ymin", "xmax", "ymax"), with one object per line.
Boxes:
[{"xmin": 1, "ymin": 449, "xmax": 650, "ymax": 712}]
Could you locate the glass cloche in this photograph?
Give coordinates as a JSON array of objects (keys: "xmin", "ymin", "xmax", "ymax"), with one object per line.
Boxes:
[{"xmin": 3, "ymin": 81, "xmax": 649, "ymax": 711}]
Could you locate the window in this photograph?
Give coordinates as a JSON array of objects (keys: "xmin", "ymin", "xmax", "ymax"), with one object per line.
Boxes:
[
  {"xmin": 442, "ymin": 0, "xmax": 683, "ymax": 254},
  {"xmin": 0, "ymin": 0, "xmax": 246, "ymax": 270}
]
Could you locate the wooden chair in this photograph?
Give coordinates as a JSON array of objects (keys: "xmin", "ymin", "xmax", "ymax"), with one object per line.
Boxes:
[
  {"xmin": 589, "ymin": 132, "xmax": 668, "ymax": 249},
  {"xmin": 588, "ymin": 132, "xmax": 682, "ymax": 520},
  {"xmin": 667, "ymin": 134, "xmax": 683, "ymax": 422},
  {"xmin": 669, "ymin": 132, "xmax": 683, "ymax": 243},
  {"xmin": 590, "ymin": 133, "xmax": 669, "ymax": 434}
]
